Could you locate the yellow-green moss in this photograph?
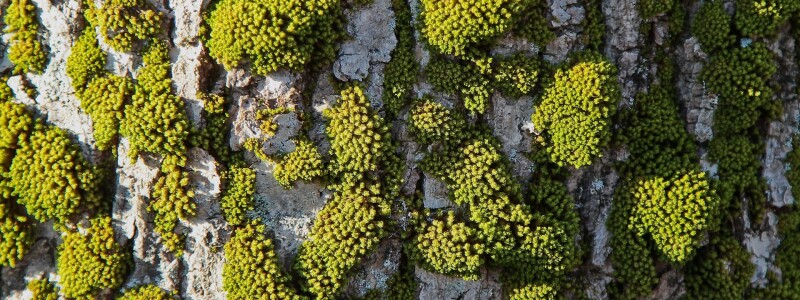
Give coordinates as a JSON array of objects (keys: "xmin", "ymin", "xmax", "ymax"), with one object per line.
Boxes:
[
  {"xmin": 295, "ymin": 86, "xmax": 401, "ymax": 299},
  {"xmin": 84, "ymin": 0, "xmax": 163, "ymax": 52},
  {"xmin": 532, "ymin": 54, "xmax": 620, "ymax": 168},
  {"xmin": 224, "ymin": 221, "xmax": 305, "ymax": 300},
  {"xmin": 27, "ymin": 278, "xmax": 58, "ymax": 300},
  {"xmin": 9, "ymin": 124, "xmax": 101, "ymax": 226},
  {"xmin": 409, "ymin": 99, "xmax": 466, "ymax": 145},
  {"xmin": 79, "ymin": 75, "xmax": 133, "ymax": 151},
  {"xmin": 190, "ymin": 93, "xmax": 232, "ymax": 164},
  {"xmin": 119, "ymin": 285, "xmax": 173, "ymax": 300},
  {"xmin": 66, "ymin": 29, "xmax": 107, "ymax": 92},
  {"xmin": 150, "ymin": 161, "xmax": 195, "ymax": 256},
  {"xmin": 220, "ymin": 164, "xmax": 255, "ymax": 227},
  {"xmin": 120, "ymin": 40, "xmax": 189, "ymax": 163},
  {"xmin": 4, "ymin": 0, "xmax": 47, "ymax": 74},
  {"xmin": 413, "ymin": 211, "xmax": 485, "ymax": 280},
  {"xmin": 493, "ymin": 54, "xmax": 541, "ymax": 98},
  {"xmin": 426, "ymin": 58, "xmax": 492, "ymax": 113},
  {"xmin": 734, "ymin": 0, "xmax": 799, "ymax": 38},
  {"xmin": 274, "ymin": 139, "xmax": 325, "ymax": 189},
  {"xmin": 382, "ymin": 0, "xmax": 418, "ymax": 116},
  {"xmin": 57, "ymin": 216, "xmax": 129, "ymax": 299},
  {"xmin": 419, "ymin": 0, "xmax": 529, "ymax": 56},
  {"xmin": 204, "ymin": 0, "xmax": 344, "ymax": 75}
]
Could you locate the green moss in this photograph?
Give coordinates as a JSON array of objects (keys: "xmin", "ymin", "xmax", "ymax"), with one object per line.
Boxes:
[
  {"xmin": 382, "ymin": 0, "xmax": 418, "ymax": 116},
  {"xmin": 704, "ymin": 43, "xmax": 776, "ymax": 220},
  {"xmin": 531, "ymin": 54, "xmax": 620, "ymax": 168},
  {"xmin": 296, "ymin": 86, "xmax": 401, "ymax": 299},
  {"xmin": 119, "ymin": 285, "xmax": 173, "ymax": 300},
  {"xmin": 409, "ymin": 99, "xmax": 466, "ymax": 145},
  {"xmin": 692, "ymin": 0, "xmax": 734, "ymax": 54},
  {"xmin": 734, "ymin": 0, "xmax": 799, "ymax": 38},
  {"xmin": 493, "ymin": 54, "xmax": 541, "ymax": 98},
  {"xmin": 224, "ymin": 221, "xmax": 304, "ymax": 300},
  {"xmin": 204, "ymin": 0, "xmax": 345, "ymax": 75},
  {"xmin": 629, "ymin": 171, "xmax": 719, "ymax": 263},
  {"xmin": 426, "ymin": 58, "xmax": 491, "ymax": 113},
  {"xmin": 9, "ymin": 124, "xmax": 101, "ymax": 226},
  {"xmin": 413, "ymin": 211, "xmax": 485, "ymax": 280},
  {"xmin": 255, "ymin": 107, "xmax": 293, "ymax": 138},
  {"xmin": 0, "ymin": 78, "xmax": 13, "ymax": 101},
  {"xmin": 220, "ymin": 164, "xmax": 256, "ymax": 227},
  {"xmin": 609, "ymin": 84, "xmax": 719, "ymax": 298},
  {"xmin": 618, "ymin": 86, "xmax": 697, "ymax": 177},
  {"xmin": 414, "ymin": 104, "xmax": 580, "ymax": 294},
  {"xmin": 581, "ymin": 0, "xmax": 606, "ymax": 50},
  {"xmin": 57, "ymin": 216, "xmax": 129, "ymax": 299},
  {"xmin": 506, "ymin": 281, "xmax": 559, "ymax": 300},
  {"xmin": 79, "ymin": 75, "xmax": 134, "ymax": 151},
  {"xmin": 0, "ymin": 199, "xmax": 31, "ymax": 268},
  {"xmin": 274, "ymin": 139, "xmax": 325, "ymax": 189},
  {"xmin": 513, "ymin": 0, "xmax": 555, "ymax": 46},
  {"xmin": 150, "ymin": 161, "xmax": 195, "ymax": 256},
  {"xmin": 189, "ymin": 93, "xmax": 232, "ymax": 164},
  {"xmin": 323, "ymin": 86, "xmax": 390, "ymax": 177},
  {"xmin": 684, "ymin": 234, "xmax": 753, "ymax": 299},
  {"xmin": 4, "ymin": 0, "xmax": 47, "ymax": 74},
  {"xmin": 120, "ymin": 40, "xmax": 189, "ymax": 164},
  {"xmin": 639, "ymin": 0, "xmax": 675, "ymax": 19},
  {"xmin": 66, "ymin": 29, "xmax": 107, "ymax": 92},
  {"xmin": 84, "ymin": 0, "xmax": 163, "ymax": 52},
  {"xmin": 419, "ymin": 0, "xmax": 530, "ymax": 56},
  {"xmin": 27, "ymin": 278, "xmax": 58, "ymax": 300}
]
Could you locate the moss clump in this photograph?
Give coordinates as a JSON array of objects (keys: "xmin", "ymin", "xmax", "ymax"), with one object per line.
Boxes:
[
  {"xmin": 4, "ymin": 0, "xmax": 47, "ymax": 74},
  {"xmin": 274, "ymin": 139, "xmax": 325, "ymax": 189},
  {"xmin": 532, "ymin": 54, "xmax": 620, "ymax": 168},
  {"xmin": 426, "ymin": 58, "xmax": 492, "ymax": 113},
  {"xmin": 79, "ymin": 75, "xmax": 134, "ymax": 151},
  {"xmin": 119, "ymin": 285, "xmax": 173, "ymax": 300},
  {"xmin": 409, "ymin": 99, "xmax": 466, "ymax": 145},
  {"xmin": 0, "ymin": 200, "xmax": 30, "ymax": 267},
  {"xmin": 639, "ymin": 0, "xmax": 675, "ymax": 19},
  {"xmin": 582, "ymin": 0, "xmax": 606, "ymax": 50},
  {"xmin": 28, "ymin": 279, "xmax": 58, "ymax": 300},
  {"xmin": 412, "ymin": 103, "xmax": 580, "ymax": 295},
  {"xmin": 120, "ymin": 40, "xmax": 189, "ymax": 163},
  {"xmin": 255, "ymin": 107, "xmax": 293, "ymax": 138},
  {"xmin": 323, "ymin": 86, "xmax": 390, "ymax": 176},
  {"xmin": 223, "ymin": 221, "xmax": 304, "ymax": 300},
  {"xmin": 704, "ymin": 43, "xmax": 775, "ymax": 220},
  {"xmin": 629, "ymin": 171, "xmax": 719, "ymax": 263},
  {"xmin": 205, "ymin": 0, "xmax": 344, "ymax": 75},
  {"xmin": 692, "ymin": 0, "xmax": 734, "ymax": 54},
  {"xmin": 296, "ymin": 86, "xmax": 402, "ymax": 299},
  {"xmin": 493, "ymin": 54, "xmax": 541, "ymax": 98},
  {"xmin": 419, "ymin": 0, "xmax": 530, "ymax": 56},
  {"xmin": 150, "ymin": 162, "xmax": 195, "ymax": 256},
  {"xmin": 609, "ymin": 85, "xmax": 718, "ymax": 298},
  {"xmin": 734, "ymin": 0, "xmax": 799, "ymax": 38},
  {"xmin": 0, "ymin": 78, "xmax": 13, "ymax": 101},
  {"xmin": 413, "ymin": 211, "xmax": 485, "ymax": 280},
  {"xmin": 66, "ymin": 29, "xmax": 106, "ymax": 92},
  {"xmin": 9, "ymin": 124, "xmax": 101, "ymax": 226},
  {"xmin": 57, "ymin": 216, "xmax": 129, "ymax": 299},
  {"xmin": 84, "ymin": 0, "xmax": 163, "ymax": 52},
  {"xmin": 506, "ymin": 282, "xmax": 558, "ymax": 300},
  {"xmin": 382, "ymin": 0, "xmax": 418, "ymax": 115},
  {"xmin": 220, "ymin": 164, "xmax": 256, "ymax": 227},
  {"xmin": 684, "ymin": 234, "xmax": 754, "ymax": 299},
  {"xmin": 190, "ymin": 93, "xmax": 231, "ymax": 164}
]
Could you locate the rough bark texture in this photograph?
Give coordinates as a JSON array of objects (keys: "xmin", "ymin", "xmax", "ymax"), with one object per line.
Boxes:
[{"xmin": 1, "ymin": 0, "xmax": 798, "ymax": 299}]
